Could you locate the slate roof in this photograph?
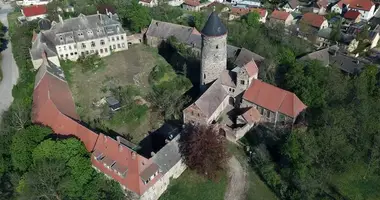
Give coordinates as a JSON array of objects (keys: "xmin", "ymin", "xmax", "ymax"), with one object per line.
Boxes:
[
  {"xmin": 270, "ymin": 10, "xmax": 291, "ymax": 21},
  {"xmin": 152, "ymin": 134, "xmax": 182, "ymax": 174},
  {"xmin": 298, "ymin": 47, "xmax": 331, "ymax": 66},
  {"xmin": 201, "ymin": 12, "xmax": 227, "ymax": 37},
  {"xmin": 234, "ymin": 47, "xmax": 264, "ymax": 67},
  {"xmin": 22, "ymin": 5, "xmax": 47, "ymax": 17},
  {"xmin": 30, "ymin": 32, "xmax": 57, "ymax": 60},
  {"xmin": 243, "ymin": 79, "xmax": 307, "ymax": 118},
  {"xmin": 220, "ymin": 70, "xmax": 237, "ymax": 88},
  {"xmin": 336, "ymin": 0, "xmax": 374, "ymax": 11},
  {"xmin": 45, "ymin": 13, "xmax": 124, "ymax": 46},
  {"xmin": 288, "ymin": 0, "xmax": 300, "ymax": 8},
  {"xmin": 300, "ymin": 13, "xmax": 326, "ymax": 28},
  {"xmin": 329, "ymin": 53, "xmax": 368, "ymax": 74},
  {"xmin": 146, "ymin": 20, "xmax": 196, "ymax": 43},
  {"xmin": 194, "ymin": 79, "xmax": 229, "ymax": 118}
]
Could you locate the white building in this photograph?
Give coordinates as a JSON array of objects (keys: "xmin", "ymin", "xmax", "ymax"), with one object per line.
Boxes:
[
  {"xmin": 16, "ymin": 0, "xmax": 51, "ymax": 6},
  {"xmin": 30, "ymin": 12, "xmax": 128, "ymax": 69},
  {"xmin": 331, "ymin": 0, "xmax": 376, "ymax": 21},
  {"xmin": 168, "ymin": 0, "xmax": 184, "ymax": 6},
  {"xmin": 231, "ymin": 0, "xmax": 261, "ymax": 8},
  {"xmin": 139, "ymin": 0, "xmax": 158, "ymax": 7}
]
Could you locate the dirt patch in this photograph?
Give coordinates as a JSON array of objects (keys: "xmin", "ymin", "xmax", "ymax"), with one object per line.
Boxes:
[
  {"xmin": 224, "ymin": 156, "xmax": 248, "ymax": 200},
  {"xmin": 68, "ymin": 45, "xmax": 166, "ymax": 143}
]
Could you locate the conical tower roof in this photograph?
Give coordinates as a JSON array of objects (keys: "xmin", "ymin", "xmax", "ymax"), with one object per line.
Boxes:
[{"xmin": 201, "ymin": 12, "xmax": 227, "ymax": 37}]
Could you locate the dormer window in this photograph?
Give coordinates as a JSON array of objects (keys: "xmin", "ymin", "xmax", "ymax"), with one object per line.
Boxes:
[{"xmin": 77, "ymin": 32, "xmax": 84, "ymax": 37}]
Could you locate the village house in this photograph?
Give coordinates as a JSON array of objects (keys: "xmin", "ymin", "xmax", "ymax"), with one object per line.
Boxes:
[
  {"xmin": 29, "ymin": 12, "xmax": 128, "ymax": 69},
  {"xmin": 139, "ymin": 0, "xmax": 158, "ymax": 7},
  {"xmin": 31, "ymin": 48, "xmax": 186, "ymax": 200},
  {"xmin": 299, "ymin": 13, "xmax": 328, "ymax": 30},
  {"xmin": 182, "ymin": 12, "xmax": 306, "ymax": 141},
  {"xmin": 182, "ymin": 0, "xmax": 201, "ymax": 11},
  {"xmin": 281, "ymin": 0, "xmax": 301, "ymax": 13},
  {"xmin": 312, "ymin": 0, "xmax": 329, "ymax": 15},
  {"xmin": 269, "ymin": 10, "xmax": 294, "ymax": 27},
  {"xmin": 231, "ymin": 0, "xmax": 261, "ymax": 8},
  {"xmin": 16, "ymin": 0, "xmax": 51, "ymax": 6},
  {"xmin": 168, "ymin": 0, "xmax": 184, "ymax": 6},
  {"xmin": 344, "ymin": 10, "xmax": 362, "ymax": 23},
  {"xmin": 229, "ymin": 7, "xmax": 268, "ymax": 23},
  {"xmin": 332, "ymin": 0, "xmax": 376, "ymax": 21},
  {"xmin": 21, "ymin": 5, "xmax": 47, "ymax": 21}
]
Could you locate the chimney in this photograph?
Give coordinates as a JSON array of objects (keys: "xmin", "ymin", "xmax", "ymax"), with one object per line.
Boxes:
[
  {"xmin": 106, "ymin": 8, "xmax": 109, "ymax": 15},
  {"xmin": 58, "ymin": 15, "xmax": 63, "ymax": 24},
  {"xmin": 131, "ymin": 151, "xmax": 136, "ymax": 160}
]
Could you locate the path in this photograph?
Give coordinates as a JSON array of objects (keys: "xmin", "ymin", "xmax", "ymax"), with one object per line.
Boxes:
[
  {"xmin": 224, "ymin": 156, "xmax": 248, "ymax": 200},
  {"xmin": 0, "ymin": 2, "xmax": 18, "ymax": 120}
]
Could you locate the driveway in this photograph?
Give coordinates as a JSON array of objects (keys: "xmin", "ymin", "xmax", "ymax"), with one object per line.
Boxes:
[
  {"xmin": 0, "ymin": 3, "xmax": 18, "ymax": 120},
  {"xmin": 224, "ymin": 156, "xmax": 248, "ymax": 200}
]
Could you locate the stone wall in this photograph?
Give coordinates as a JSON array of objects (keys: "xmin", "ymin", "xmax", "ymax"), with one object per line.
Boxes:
[{"xmin": 200, "ymin": 34, "xmax": 227, "ymax": 87}]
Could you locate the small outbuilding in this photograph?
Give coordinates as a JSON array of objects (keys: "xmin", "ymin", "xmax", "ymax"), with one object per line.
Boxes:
[{"xmin": 106, "ymin": 96, "xmax": 121, "ymax": 111}]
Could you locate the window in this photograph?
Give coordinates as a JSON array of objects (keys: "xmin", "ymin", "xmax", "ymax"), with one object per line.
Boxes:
[
  {"xmin": 70, "ymin": 52, "xmax": 73, "ymax": 56},
  {"xmin": 100, "ymin": 49, "xmax": 103, "ymax": 53},
  {"xmin": 204, "ymin": 74, "xmax": 206, "ymax": 79},
  {"xmin": 117, "ymin": 44, "xmax": 121, "ymax": 48},
  {"xmin": 81, "ymin": 52, "xmax": 85, "ymax": 56},
  {"xmin": 69, "ymin": 45, "xmax": 72, "ymax": 50},
  {"xmin": 86, "ymin": 50, "xmax": 89, "ymax": 55},
  {"xmin": 58, "ymin": 47, "xmax": 62, "ymax": 51},
  {"xmin": 65, "ymin": 54, "xmax": 68, "ymax": 57},
  {"xmin": 91, "ymin": 41, "xmax": 96, "ymax": 47},
  {"xmin": 60, "ymin": 54, "xmax": 64, "ymax": 58},
  {"xmin": 116, "ymin": 36, "xmax": 119, "ymax": 40},
  {"xmin": 112, "ymin": 37, "xmax": 115, "ymax": 41},
  {"xmin": 121, "ymin": 35, "xmax": 124, "ymax": 40},
  {"xmin": 74, "ymin": 52, "xmax": 77, "ymax": 55},
  {"xmin": 63, "ymin": 46, "xmax": 67, "ymax": 50},
  {"xmin": 105, "ymin": 48, "xmax": 108, "ymax": 52},
  {"xmin": 266, "ymin": 111, "xmax": 270, "ymax": 118},
  {"xmin": 240, "ymin": 80, "xmax": 245, "ymax": 85},
  {"xmin": 73, "ymin": 44, "xmax": 77, "ymax": 49},
  {"xmin": 100, "ymin": 40, "xmax": 105, "ymax": 45},
  {"xmin": 113, "ymin": 44, "xmax": 116, "ymax": 49},
  {"xmin": 90, "ymin": 50, "xmax": 94, "ymax": 53},
  {"xmin": 82, "ymin": 43, "xmax": 86, "ymax": 49},
  {"xmin": 122, "ymin": 43, "xmax": 125, "ymax": 48},
  {"xmin": 216, "ymin": 45, "xmax": 219, "ymax": 49}
]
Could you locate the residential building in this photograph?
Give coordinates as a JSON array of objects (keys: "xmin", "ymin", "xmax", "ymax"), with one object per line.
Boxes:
[
  {"xmin": 31, "ymin": 50, "xmax": 186, "ymax": 200},
  {"xmin": 182, "ymin": 0, "xmax": 201, "ymax": 11},
  {"xmin": 281, "ymin": 0, "xmax": 300, "ymax": 12},
  {"xmin": 312, "ymin": 0, "xmax": 329, "ymax": 15},
  {"xmin": 16, "ymin": 0, "xmax": 51, "ymax": 6},
  {"xmin": 139, "ymin": 0, "xmax": 158, "ymax": 7},
  {"xmin": 269, "ymin": 10, "xmax": 294, "ymax": 27},
  {"xmin": 30, "ymin": 13, "xmax": 128, "ymax": 69},
  {"xmin": 299, "ymin": 13, "xmax": 328, "ymax": 30},
  {"xmin": 332, "ymin": 0, "xmax": 376, "ymax": 21},
  {"xmin": 21, "ymin": 5, "xmax": 47, "ymax": 21},
  {"xmin": 231, "ymin": 0, "xmax": 261, "ymax": 8},
  {"xmin": 344, "ymin": 10, "xmax": 362, "ymax": 23},
  {"xmin": 168, "ymin": 0, "xmax": 184, "ymax": 6},
  {"xmin": 203, "ymin": 2, "xmax": 229, "ymax": 12},
  {"xmin": 229, "ymin": 7, "xmax": 268, "ymax": 23}
]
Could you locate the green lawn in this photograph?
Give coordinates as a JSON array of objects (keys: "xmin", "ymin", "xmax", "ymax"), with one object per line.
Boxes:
[
  {"xmin": 228, "ymin": 143, "xmax": 279, "ymax": 200},
  {"xmin": 160, "ymin": 169, "xmax": 228, "ymax": 200}
]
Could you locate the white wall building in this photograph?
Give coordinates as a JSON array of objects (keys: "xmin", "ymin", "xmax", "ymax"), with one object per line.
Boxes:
[
  {"xmin": 231, "ymin": 0, "xmax": 261, "ymax": 8},
  {"xmin": 331, "ymin": 0, "xmax": 376, "ymax": 21}
]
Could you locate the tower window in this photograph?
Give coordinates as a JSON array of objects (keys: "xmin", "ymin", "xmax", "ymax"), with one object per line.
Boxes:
[
  {"xmin": 204, "ymin": 74, "xmax": 206, "ymax": 79},
  {"xmin": 240, "ymin": 80, "xmax": 245, "ymax": 85},
  {"xmin": 216, "ymin": 45, "xmax": 219, "ymax": 49}
]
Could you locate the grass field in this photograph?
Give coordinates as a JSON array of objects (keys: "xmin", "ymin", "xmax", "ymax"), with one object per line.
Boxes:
[
  {"xmin": 160, "ymin": 169, "xmax": 228, "ymax": 200},
  {"xmin": 228, "ymin": 144, "xmax": 279, "ymax": 200},
  {"xmin": 66, "ymin": 45, "xmax": 170, "ymax": 143}
]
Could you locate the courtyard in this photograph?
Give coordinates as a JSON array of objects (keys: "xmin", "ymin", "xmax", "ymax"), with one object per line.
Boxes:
[{"xmin": 63, "ymin": 44, "xmax": 190, "ymax": 144}]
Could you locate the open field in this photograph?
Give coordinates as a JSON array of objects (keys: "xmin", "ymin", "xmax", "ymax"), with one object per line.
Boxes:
[
  {"xmin": 160, "ymin": 169, "xmax": 228, "ymax": 200},
  {"xmin": 66, "ymin": 45, "xmax": 170, "ymax": 143}
]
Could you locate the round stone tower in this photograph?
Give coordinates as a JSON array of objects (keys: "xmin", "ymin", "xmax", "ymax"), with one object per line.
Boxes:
[{"xmin": 200, "ymin": 12, "xmax": 227, "ymax": 88}]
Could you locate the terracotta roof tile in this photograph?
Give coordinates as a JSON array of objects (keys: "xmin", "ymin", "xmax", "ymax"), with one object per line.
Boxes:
[
  {"xmin": 251, "ymin": 8, "xmax": 268, "ymax": 18},
  {"xmin": 300, "ymin": 13, "xmax": 326, "ymax": 28},
  {"xmin": 242, "ymin": 107, "xmax": 261, "ymax": 124},
  {"xmin": 244, "ymin": 60, "xmax": 258, "ymax": 77},
  {"xmin": 243, "ymin": 79, "xmax": 307, "ymax": 118},
  {"xmin": 231, "ymin": 7, "xmax": 251, "ymax": 16},
  {"xmin": 270, "ymin": 10, "xmax": 290, "ymax": 21},
  {"xmin": 22, "ymin": 5, "xmax": 47, "ymax": 17},
  {"xmin": 344, "ymin": 10, "xmax": 361, "ymax": 20},
  {"xmin": 337, "ymin": 0, "xmax": 374, "ymax": 11},
  {"xmin": 184, "ymin": 0, "xmax": 200, "ymax": 6}
]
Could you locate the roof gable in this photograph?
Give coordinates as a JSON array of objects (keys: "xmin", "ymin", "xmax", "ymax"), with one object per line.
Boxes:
[
  {"xmin": 270, "ymin": 10, "xmax": 291, "ymax": 21},
  {"xmin": 336, "ymin": 0, "xmax": 374, "ymax": 11},
  {"xmin": 300, "ymin": 13, "xmax": 326, "ymax": 28}
]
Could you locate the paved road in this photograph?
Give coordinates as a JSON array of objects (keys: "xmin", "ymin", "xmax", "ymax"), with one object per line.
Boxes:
[{"xmin": 0, "ymin": 3, "xmax": 18, "ymax": 120}]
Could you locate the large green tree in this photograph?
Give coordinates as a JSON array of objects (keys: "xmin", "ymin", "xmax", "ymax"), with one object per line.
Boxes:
[{"xmin": 119, "ymin": 0, "xmax": 151, "ymax": 32}]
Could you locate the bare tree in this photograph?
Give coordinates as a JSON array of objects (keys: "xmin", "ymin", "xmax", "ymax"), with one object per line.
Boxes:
[{"xmin": 179, "ymin": 124, "xmax": 228, "ymax": 180}]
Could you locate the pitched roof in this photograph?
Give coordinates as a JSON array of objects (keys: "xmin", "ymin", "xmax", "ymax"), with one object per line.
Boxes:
[
  {"xmin": 243, "ymin": 79, "xmax": 307, "ymax": 118},
  {"xmin": 146, "ymin": 20, "xmax": 195, "ymax": 43},
  {"xmin": 298, "ymin": 47, "xmax": 330, "ymax": 66},
  {"xmin": 220, "ymin": 70, "xmax": 237, "ymax": 88},
  {"xmin": 231, "ymin": 7, "xmax": 251, "ymax": 16},
  {"xmin": 201, "ymin": 12, "xmax": 227, "ymax": 37},
  {"xmin": 92, "ymin": 134, "xmax": 162, "ymax": 195},
  {"xmin": 336, "ymin": 0, "xmax": 374, "ymax": 11},
  {"xmin": 38, "ymin": 18, "xmax": 51, "ymax": 30},
  {"xmin": 22, "ymin": 5, "xmax": 47, "ymax": 17},
  {"xmin": 234, "ymin": 48, "xmax": 264, "ymax": 67},
  {"xmin": 315, "ymin": 0, "xmax": 329, "ymax": 8},
  {"xmin": 96, "ymin": 4, "xmax": 116, "ymax": 14},
  {"xmin": 194, "ymin": 79, "xmax": 229, "ymax": 118},
  {"xmin": 270, "ymin": 10, "xmax": 291, "ymax": 21},
  {"xmin": 288, "ymin": 0, "xmax": 300, "ymax": 8},
  {"xmin": 344, "ymin": 10, "xmax": 361, "ymax": 20},
  {"xmin": 300, "ymin": 13, "xmax": 326, "ymax": 28},
  {"xmin": 244, "ymin": 60, "xmax": 258, "ymax": 77},
  {"xmin": 242, "ymin": 107, "xmax": 261, "ymax": 124},
  {"xmin": 184, "ymin": 0, "xmax": 200, "ymax": 6},
  {"xmin": 251, "ymin": 8, "xmax": 268, "ymax": 18},
  {"xmin": 152, "ymin": 134, "xmax": 182, "ymax": 174}
]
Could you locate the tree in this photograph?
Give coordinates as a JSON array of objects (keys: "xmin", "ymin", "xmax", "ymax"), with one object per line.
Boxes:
[
  {"xmin": 330, "ymin": 20, "xmax": 342, "ymax": 42},
  {"xmin": 179, "ymin": 124, "xmax": 228, "ymax": 180},
  {"xmin": 119, "ymin": 0, "xmax": 151, "ymax": 32},
  {"xmin": 244, "ymin": 12, "xmax": 260, "ymax": 27},
  {"xmin": 11, "ymin": 125, "xmax": 52, "ymax": 172},
  {"xmin": 46, "ymin": 1, "xmax": 64, "ymax": 22}
]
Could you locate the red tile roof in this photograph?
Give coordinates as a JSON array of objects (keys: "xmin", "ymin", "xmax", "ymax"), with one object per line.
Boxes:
[
  {"xmin": 91, "ymin": 134, "xmax": 162, "ymax": 195},
  {"xmin": 300, "ymin": 13, "xmax": 326, "ymax": 28},
  {"xmin": 231, "ymin": 7, "xmax": 250, "ymax": 16},
  {"xmin": 243, "ymin": 79, "xmax": 307, "ymax": 118},
  {"xmin": 22, "ymin": 5, "xmax": 47, "ymax": 17},
  {"xmin": 251, "ymin": 8, "xmax": 268, "ymax": 18},
  {"xmin": 336, "ymin": 0, "xmax": 374, "ymax": 11},
  {"xmin": 270, "ymin": 10, "xmax": 291, "ymax": 21},
  {"xmin": 242, "ymin": 107, "xmax": 261, "ymax": 124},
  {"xmin": 244, "ymin": 60, "xmax": 258, "ymax": 77},
  {"xmin": 344, "ymin": 10, "xmax": 361, "ymax": 20},
  {"xmin": 184, "ymin": 0, "xmax": 200, "ymax": 7}
]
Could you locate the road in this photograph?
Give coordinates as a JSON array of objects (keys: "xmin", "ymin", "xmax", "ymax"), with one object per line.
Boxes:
[
  {"xmin": 0, "ymin": 2, "xmax": 18, "ymax": 120},
  {"xmin": 224, "ymin": 156, "xmax": 248, "ymax": 200}
]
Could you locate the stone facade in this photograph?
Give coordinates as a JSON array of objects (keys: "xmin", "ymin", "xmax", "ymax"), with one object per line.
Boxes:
[{"xmin": 200, "ymin": 34, "xmax": 227, "ymax": 87}]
